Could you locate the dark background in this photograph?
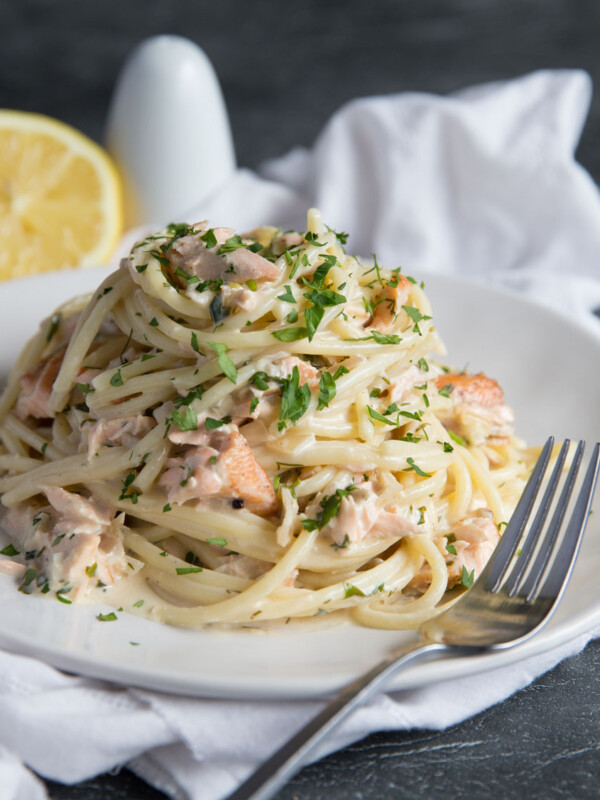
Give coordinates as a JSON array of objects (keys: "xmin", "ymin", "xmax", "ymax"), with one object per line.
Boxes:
[
  {"xmin": 2, "ymin": 0, "xmax": 600, "ymax": 179},
  {"xmin": 2, "ymin": 0, "xmax": 600, "ymax": 798}
]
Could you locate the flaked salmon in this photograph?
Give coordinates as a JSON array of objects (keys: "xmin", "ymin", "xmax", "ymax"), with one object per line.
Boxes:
[
  {"xmin": 436, "ymin": 372, "xmax": 514, "ymax": 445},
  {"xmin": 168, "ymin": 228, "xmax": 280, "ymax": 284},
  {"xmin": 370, "ymin": 275, "xmax": 411, "ymax": 333},
  {"xmin": 436, "ymin": 373, "xmax": 505, "ymax": 407},
  {"xmin": 446, "ymin": 509, "xmax": 500, "ymax": 586},
  {"xmin": 160, "ymin": 424, "xmax": 277, "ymax": 515},
  {"xmin": 16, "ymin": 347, "xmax": 65, "ymax": 420},
  {"xmin": 82, "ymin": 414, "xmax": 155, "ymax": 458},
  {"xmin": 2, "ymin": 488, "xmax": 141, "ymax": 598}
]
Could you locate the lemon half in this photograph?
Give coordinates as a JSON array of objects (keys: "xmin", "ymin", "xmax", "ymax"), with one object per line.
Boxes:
[{"xmin": 0, "ymin": 110, "xmax": 122, "ymax": 280}]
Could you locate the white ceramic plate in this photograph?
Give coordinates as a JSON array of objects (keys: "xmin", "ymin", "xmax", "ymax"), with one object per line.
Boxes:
[{"xmin": 0, "ymin": 268, "xmax": 599, "ymax": 699}]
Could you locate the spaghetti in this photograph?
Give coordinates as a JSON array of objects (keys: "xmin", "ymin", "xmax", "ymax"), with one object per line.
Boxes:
[{"xmin": 0, "ymin": 209, "xmax": 535, "ymax": 629}]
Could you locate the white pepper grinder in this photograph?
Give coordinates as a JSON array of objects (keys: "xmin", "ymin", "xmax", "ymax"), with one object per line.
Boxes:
[{"xmin": 105, "ymin": 35, "xmax": 236, "ymax": 228}]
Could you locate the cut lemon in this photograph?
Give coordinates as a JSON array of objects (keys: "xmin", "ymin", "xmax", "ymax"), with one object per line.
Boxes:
[{"xmin": 0, "ymin": 110, "xmax": 122, "ymax": 280}]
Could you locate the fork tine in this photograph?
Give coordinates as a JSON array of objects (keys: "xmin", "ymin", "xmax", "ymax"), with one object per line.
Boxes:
[
  {"xmin": 503, "ymin": 440, "xmax": 571, "ymax": 597},
  {"xmin": 481, "ymin": 435, "xmax": 554, "ymax": 592},
  {"xmin": 517, "ymin": 440, "xmax": 586, "ymax": 600},
  {"xmin": 527, "ymin": 441, "xmax": 600, "ymax": 603}
]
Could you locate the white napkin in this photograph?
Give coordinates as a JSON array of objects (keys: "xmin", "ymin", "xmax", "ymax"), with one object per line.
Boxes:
[{"xmin": 3, "ymin": 69, "xmax": 600, "ymax": 800}]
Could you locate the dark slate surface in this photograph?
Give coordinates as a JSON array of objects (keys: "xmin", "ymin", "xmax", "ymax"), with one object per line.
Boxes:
[{"xmin": 2, "ymin": 1, "xmax": 600, "ymax": 798}]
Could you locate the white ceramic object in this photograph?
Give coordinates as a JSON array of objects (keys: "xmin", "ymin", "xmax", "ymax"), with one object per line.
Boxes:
[
  {"xmin": 0, "ymin": 270, "xmax": 599, "ymax": 699},
  {"xmin": 105, "ymin": 35, "xmax": 236, "ymax": 228}
]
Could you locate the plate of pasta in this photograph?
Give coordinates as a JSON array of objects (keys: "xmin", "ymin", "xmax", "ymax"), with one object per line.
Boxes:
[{"xmin": 0, "ymin": 209, "xmax": 598, "ymax": 699}]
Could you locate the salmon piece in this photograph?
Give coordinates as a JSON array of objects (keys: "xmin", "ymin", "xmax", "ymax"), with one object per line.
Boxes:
[
  {"xmin": 16, "ymin": 347, "xmax": 65, "ymax": 420},
  {"xmin": 370, "ymin": 275, "xmax": 411, "ymax": 333},
  {"xmin": 160, "ymin": 425, "xmax": 277, "ymax": 516},
  {"xmin": 222, "ymin": 285, "xmax": 257, "ymax": 312},
  {"xmin": 224, "ymin": 247, "xmax": 280, "ymax": 282},
  {"xmin": 212, "ymin": 226, "xmax": 235, "ymax": 246},
  {"xmin": 447, "ymin": 509, "xmax": 499, "ymax": 586},
  {"xmin": 332, "ymin": 495, "xmax": 416, "ymax": 546},
  {"xmin": 436, "ymin": 373, "xmax": 504, "ymax": 406},
  {"xmin": 82, "ymin": 415, "xmax": 155, "ymax": 458},
  {"xmin": 2, "ymin": 491, "xmax": 141, "ymax": 597},
  {"xmin": 44, "ymin": 486, "xmax": 113, "ymax": 536},
  {"xmin": 436, "ymin": 372, "xmax": 513, "ymax": 445},
  {"xmin": 307, "ymin": 480, "xmax": 417, "ymax": 547},
  {"xmin": 270, "ymin": 355, "xmax": 319, "ymax": 387},
  {"xmin": 215, "ymin": 429, "xmax": 277, "ymax": 515},
  {"xmin": 388, "ymin": 364, "xmax": 428, "ymax": 403},
  {"xmin": 168, "ymin": 427, "xmax": 211, "ymax": 447},
  {"xmin": 160, "ymin": 446, "xmax": 222, "ymax": 504},
  {"xmin": 168, "ymin": 231, "xmax": 280, "ymax": 284}
]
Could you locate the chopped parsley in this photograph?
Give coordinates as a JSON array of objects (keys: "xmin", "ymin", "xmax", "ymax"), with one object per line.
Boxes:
[
  {"xmin": 0, "ymin": 544, "xmax": 19, "ymax": 557},
  {"xmin": 208, "ymin": 342, "xmax": 237, "ymax": 384},
  {"xmin": 405, "ymin": 458, "xmax": 431, "ymax": 478},
  {"xmin": 343, "ymin": 583, "xmax": 366, "ymax": 598},
  {"xmin": 317, "ymin": 372, "xmax": 337, "ymax": 410},
  {"xmin": 206, "ymin": 537, "xmax": 228, "ymax": 547},
  {"xmin": 96, "ymin": 611, "xmax": 118, "ymax": 621},
  {"xmin": 205, "ymin": 416, "xmax": 231, "ymax": 430},
  {"xmin": 402, "ymin": 305, "xmax": 431, "ymax": 324},
  {"xmin": 176, "ymin": 567, "xmax": 204, "ymax": 575},
  {"xmin": 251, "ymin": 371, "xmax": 270, "ymax": 391},
  {"xmin": 371, "ymin": 331, "xmax": 401, "ymax": 345},
  {"xmin": 175, "ymin": 386, "xmax": 204, "ymax": 407},
  {"xmin": 21, "ymin": 568, "xmax": 37, "ymax": 589},
  {"xmin": 333, "ymin": 364, "xmax": 349, "ymax": 381},
  {"xmin": 200, "ymin": 228, "xmax": 217, "ymax": 249},
  {"xmin": 304, "ymin": 306, "xmax": 324, "ymax": 341},
  {"xmin": 448, "ymin": 430, "xmax": 466, "ymax": 446},
  {"xmin": 278, "ymin": 366, "xmax": 311, "ymax": 431},
  {"xmin": 277, "ymin": 285, "xmax": 296, "ymax": 303},
  {"xmin": 326, "ymin": 226, "xmax": 349, "ymax": 245},
  {"xmin": 367, "ymin": 406, "xmax": 396, "ymax": 426},
  {"xmin": 190, "ymin": 332, "xmax": 204, "ymax": 355},
  {"xmin": 301, "ymin": 485, "xmax": 355, "ymax": 531},
  {"xmin": 171, "ymin": 406, "xmax": 198, "ymax": 432},
  {"xmin": 271, "ymin": 326, "xmax": 308, "ymax": 342},
  {"xmin": 119, "ymin": 470, "xmax": 140, "ymax": 503},
  {"xmin": 109, "ymin": 369, "xmax": 123, "ymax": 387},
  {"xmin": 461, "ymin": 566, "xmax": 475, "ymax": 588}
]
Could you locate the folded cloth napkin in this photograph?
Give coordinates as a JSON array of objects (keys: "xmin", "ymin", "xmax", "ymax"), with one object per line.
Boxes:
[{"xmin": 3, "ymin": 68, "xmax": 600, "ymax": 800}]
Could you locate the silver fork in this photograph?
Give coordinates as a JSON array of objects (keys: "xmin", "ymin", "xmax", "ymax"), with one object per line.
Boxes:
[{"xmin": 226, "ymin": 437, "xmax": 600, "ymax": 800}]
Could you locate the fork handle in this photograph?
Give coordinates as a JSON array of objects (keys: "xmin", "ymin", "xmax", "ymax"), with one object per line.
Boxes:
[{"xmin": 225, "ymin": 640, "xmax": 449, "ymax": 800}]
